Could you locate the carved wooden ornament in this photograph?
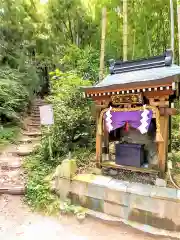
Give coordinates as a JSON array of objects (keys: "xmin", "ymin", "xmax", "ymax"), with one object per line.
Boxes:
[{"xmin": 111, "ymin": 93, "xmax": 143, "ymax": 105}]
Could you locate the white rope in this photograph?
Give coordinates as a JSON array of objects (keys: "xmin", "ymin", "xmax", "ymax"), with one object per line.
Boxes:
[
  {"xmin": 138, "ymin": 105, "xmax": 150, "ymax": 134},
  {"xmin": 105, "ymin": 106, "xmax": 113, "ymax": 132}
]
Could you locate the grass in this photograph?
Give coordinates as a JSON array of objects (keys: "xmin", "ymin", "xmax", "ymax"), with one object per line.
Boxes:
[
  {"xmin": 23, "ymin": 146, "xmax": 96, "ymax": 215},
  {"xmin": 0, "ymin": 125, "xmax": 20, "ymax": 149},
  {"xmin": 23, "ymin": 152, "xmax": 60, "ymax": 215}
]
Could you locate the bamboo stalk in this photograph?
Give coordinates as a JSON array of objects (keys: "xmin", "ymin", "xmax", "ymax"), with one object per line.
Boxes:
[
  {"xmin": 146, "ymin": 23, "xmax": 152, "ymax": 56},
  {"xmin": 132, "ymin": 29, "xmax": 136, "ymax": 60},
  {"xmin": 99, "ymin": 7, "xmax": 107, "ymax": 82},
  {"xmin": 123, "ymin": 0, "xmax": 128, "ymax": 61},
  {"xmin": 170, "ymin": 0, "xmax": 175, "ymax": 62},
  {"xmin": 177, "ymin": 0, "xmax": 180, "ymax": 64}
]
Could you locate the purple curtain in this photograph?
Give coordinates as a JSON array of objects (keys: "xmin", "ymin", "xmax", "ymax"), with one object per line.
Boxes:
[{"xmin": 105, "ymin": 109, "xmax": 153, "ymax": 133}]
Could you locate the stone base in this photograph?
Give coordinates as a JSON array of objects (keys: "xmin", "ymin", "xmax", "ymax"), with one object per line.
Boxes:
[
  {"xmin": 57, "ymin": 174, "xmax": 180, "ymax": 233},
  {"xmin": 102, "ymin": 167, "xmax": 157, "ymax": 185},
  {"xmin": 87, "ymin": 209, "xmax": 180, "ymax": 239}
]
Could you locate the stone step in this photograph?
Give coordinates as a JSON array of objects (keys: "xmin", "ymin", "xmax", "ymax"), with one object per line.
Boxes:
[
  {"xmin": 26, "ymin": 127, "xmax": 41, "ymax": 133},
  {"xmin": 16, "ymin": 143, "xmax": 40, "ymax": 156},
  {"xmin": 0, "ymin": 156, "xmax": 21, "ymax": 170},
  {"xmin": 31, "ymin": 106, "xmax": 40, "ymax": 111},
  {"xmin": 31, "ymin": 118, "xmax": 40, "ymax": 123},
  {"xmin": 28, "ymin": 123, "xmax": 40, "ymax": 127},
  {"xmin": 30, "ymin": 114, "xmax": 40, "ymax": 118},
  {"xmin": 31, "ymin": 112, "xmax": 40, "ymax": 116},
  {"xmin": 0, "ymin": 169, "xmax": 25, "ymax": 189},
  {"xmin": 18, "ymin": 136, "xmax": 41, "ymax": 144},
  {"xmin": 0, "ymin": 145, "xmax": 18, "ymax": 156},
  {"xmin": 31, "ymin": 121, "xmax": 40, "ymax": 125},
  {"xmin": 33, "ymin": 98, "xmax": 46, "ymax": 103},
  {"xmin": 23, "ymin": 131, "xmax": 41, "ymax": 137},
  {"xmin": 30, "ymin": 124, "xmax": 41, "ymax": 129},
  {"xmin": 31, "ymin": 114, "xmax": 40, "ymax": 118},
  {"xmin": 33, "ymin": 103, "xmax": 46, "ymax": 107},
  {"xmin": 31, "ymin": 108, "xmax": 40, "ymax": 112},
  {"xmin": 0, "ymin": 185, "xmax": 25, "ymax": 195},
  {"xmin": 31, "ymin": 111, "xmax": 40, "ymax": 115},
  {"xmin": 31, "ymin": 115, "xmax": 40, "ymax": 118},
  {"xmin": 30, "ymin": 118, "xmax": 40, "ymax": 121},
  {"xmin": 31, "ymin": 120, "xmax": 41, "ymax": 125}
]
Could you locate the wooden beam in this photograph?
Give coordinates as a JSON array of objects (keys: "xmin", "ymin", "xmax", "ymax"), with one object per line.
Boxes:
[
  {"xmin": 158, "ymin": 116, "xmax": 169, "ymax": 176},
  {"xmin": 92, "ymin": 96, "xmax": 111, "ymax": 102},
  {"xmin": 95, "ymin": 104, "xmax": 109, "ymax": 109},
  {"xmin": 96, "ymin": 109, "xmax": 102, "ymax": 168},
  {"xmin": 102, "ymin": 120, "xmax": 109, "ymax": 161},
  {"xmin": 149, "ymin": 97, "xmax": 169, "ymax": 107},
  {"xmin": 159, "ymin": 107, "xmax": 177, "ymax": 116},
  {"xmin": 86, "ymin": 90, "xmax": 174, "ymax": 99},
  {"xmin": 144, "ymin": 90, "xmax": 174, "ymax": 98}
]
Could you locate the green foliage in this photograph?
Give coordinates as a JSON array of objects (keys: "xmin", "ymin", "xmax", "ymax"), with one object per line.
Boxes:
[
  {"xmin": 41, "ymin": 70, "xmax": 95, "ymax": 163},
  {"xmin": 72, "ymin": 147, "xmax": 95, "ymax": 168},
  {"xmin": 0, "ymin": 66, "xmax": 40, "ymax": 123},
  {"xmin": 0, "ymin": 125, "xmax": 19, "ymax": 147},
  {"xmin": 172, "ymin": 101, "xmax": 180, "ymax": 151},
  {"xmin": 172, "ymin": 118, "xmax": 180, "ymax": 151},
  {"xmin": 86, "ymin": 0, "xmax": 173, "ymax": 60},
  {"xmin": 59, "ymin": 45, "xmax": 99, "ymax": 82},
  {"xmin": 47, "ymin": 0, "xmax": 97, "ymax": 47},
  {"xmin": 24, "ymin": 153, "xmax": 59, "ymax": 214},
  {"xmin": 60, "ymin": 200, "xmax": 86, "ymax": 215},
  {"xmin": 0, "ymin": 0, "xmax": 179, "ymax": 73}
]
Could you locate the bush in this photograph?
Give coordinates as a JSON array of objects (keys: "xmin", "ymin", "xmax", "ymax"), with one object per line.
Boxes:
[
  {"xmin": 0, "ymin": 125, "xmax": 19, "ymax": 147},
  {"xmin": 0, "ymin": 66, "xmax": 40, "ymax": 123},
  {"xmin": 58, "ymin": 45, "xmax": 99, "ymax": 82},
  {"xmin": 24, "ymin": 153, "xmax": 59, "ymax": 214},
  {"xmin": 41, "ymin": 70, "xmax": 95, "ymax": 164},
  {"xmin": 172, "ymin": 100, "xmax": 180, "ymax": 151}
]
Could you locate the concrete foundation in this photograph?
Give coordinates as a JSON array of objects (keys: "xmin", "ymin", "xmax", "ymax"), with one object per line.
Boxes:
[{"xmin": 57, "ymin": 174, "xmax": 180, "ymax": 234}]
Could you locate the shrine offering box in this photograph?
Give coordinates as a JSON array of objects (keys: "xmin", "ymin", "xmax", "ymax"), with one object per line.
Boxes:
[{"xmin": 115, "ymin": 143, "xmax": 144, "ymax": 167}]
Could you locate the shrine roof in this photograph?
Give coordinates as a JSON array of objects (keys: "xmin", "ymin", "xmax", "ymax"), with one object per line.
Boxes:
[{"xmin": 83, "ymin": 50, "xmax": 180, "ymax": 93}]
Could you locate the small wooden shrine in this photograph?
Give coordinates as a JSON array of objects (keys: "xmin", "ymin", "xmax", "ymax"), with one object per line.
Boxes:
[{"xmin": 83, "ymin": 50, "xmax": 180, "ymax": 176}]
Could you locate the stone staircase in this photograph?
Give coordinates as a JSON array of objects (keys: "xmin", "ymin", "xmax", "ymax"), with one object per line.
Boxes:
[
  {"xmin": 24, "ymin": 98, "xmax": 46, "ymax": 133},
  {"xmin": 0, "ymin": 98, "xmax": 46, "ymax": 195}
]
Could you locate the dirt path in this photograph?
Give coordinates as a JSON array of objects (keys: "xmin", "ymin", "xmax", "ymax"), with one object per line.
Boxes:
[
  {"xmin": 0, "ymin": 98, "xmax": 43, "ymax": 193},
  {"xmin": 0, "ymin": 195, "xmax": 173, "ymax": 240}
]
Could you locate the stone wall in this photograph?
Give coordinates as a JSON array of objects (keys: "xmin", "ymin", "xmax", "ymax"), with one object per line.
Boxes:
[{"xmin": 63, "ymin": 174, "xmax": 180, "ymax": 234}]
